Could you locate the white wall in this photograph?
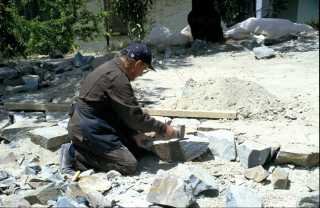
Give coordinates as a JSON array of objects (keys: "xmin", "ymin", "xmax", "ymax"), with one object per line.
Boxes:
[{"xmin": 147, "ymin": 0, "xmax": 192, "ymax": 33}]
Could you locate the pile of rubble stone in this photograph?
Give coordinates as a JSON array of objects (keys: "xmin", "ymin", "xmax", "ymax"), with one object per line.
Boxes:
[
  {"xmin": 0, "ymin": 111, "xmax": 319, "ymax": 207},
  {"xmin": 0, "ymin": 52, "xmax": 94, "ymax": 96}
]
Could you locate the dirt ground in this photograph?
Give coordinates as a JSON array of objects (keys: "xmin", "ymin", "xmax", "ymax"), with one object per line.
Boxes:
[{"xmin": 0, "ymin": 31, "xmax": 319, "ymax": 207}]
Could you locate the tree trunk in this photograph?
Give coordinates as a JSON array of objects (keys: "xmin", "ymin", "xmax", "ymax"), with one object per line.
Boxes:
[{"xmin": 103, "ymin": 0, "xmax": 111, "ymax": 47}]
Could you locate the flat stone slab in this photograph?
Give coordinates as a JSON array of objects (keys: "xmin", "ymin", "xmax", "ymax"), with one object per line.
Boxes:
[
  {"xmin": 272, "ymin": 168, "xmax": 290, "ymax": 190},
  {"xmin": 296, "ymin": 192, "xmax": 319, "ymax": 208},
  {"xmin": 152, "ymin": 136, "xmax": 209, "ymax": 162},
  {"xmin": 78, "ymin": 173, "xmax": 112, "ymax": 194},
  {"xmin": 275, "ymin": 144, "xmax": 319, "ymax": 167},
  {"xmin": 24, "ymin": 183, "xmax": 61, "ymax": 205},
  {"xmin": 147, "ymin": 164, "xmax": 219, "ymax": 208},
  {"xmin": 226, "ymin": 185, "xmax": 263, "ymax": 207},
  {"xmin": 244, "ymin": 166, "xmax": 269, "ymax": 183},
  {"xmin": 29, "ymin": 125, "xmax": 69, "ymax": 150},
  {"xmin": 198, "ymin": 130, "xmax": 236, "ymax": 161},
  {"xmin": 1, "ymin": 121, "xmax": 52, "ymax": 142},
  {"xmin": 237, "ymin": 141, "xmax": 271, "ymax": 168}
]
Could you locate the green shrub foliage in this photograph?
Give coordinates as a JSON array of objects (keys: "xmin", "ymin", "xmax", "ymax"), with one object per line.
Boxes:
[{"xmin": 1, "ymin": 0, "xmax": 102, "ymax": 58}]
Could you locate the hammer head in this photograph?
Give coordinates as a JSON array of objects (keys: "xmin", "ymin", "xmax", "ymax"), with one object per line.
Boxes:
[{"xmin": 177, "ymin": 125, "xmax": 186, "ymax": 139}]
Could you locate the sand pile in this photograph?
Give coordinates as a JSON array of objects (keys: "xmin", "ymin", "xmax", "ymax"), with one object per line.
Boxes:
[{"xmin": 175, "ymin": 77, "xmax": 285, "ymax": 119}]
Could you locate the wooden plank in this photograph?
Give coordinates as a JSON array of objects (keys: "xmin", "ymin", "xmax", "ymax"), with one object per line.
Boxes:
[
  {"xmin": 143, "ymin": 109, "xmax": 237, "ymax": 119},
  {"xmin": 4, "ymin": 102, "xmax": 70, "ymax": 112},
  {"xmin": 4, "ymin": 102, "xmax": 237, "ymax": 119}
]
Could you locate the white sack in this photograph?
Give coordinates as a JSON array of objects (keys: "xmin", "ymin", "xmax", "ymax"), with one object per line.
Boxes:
[{"xmin": 225, "ymin": 17, "xmax": 314, "ymax": 40}]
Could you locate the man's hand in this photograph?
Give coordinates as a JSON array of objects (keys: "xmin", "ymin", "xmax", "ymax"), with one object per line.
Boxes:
[{"xmin": 164, "ymin": 124, "xmax": 184, "ymax": 139}]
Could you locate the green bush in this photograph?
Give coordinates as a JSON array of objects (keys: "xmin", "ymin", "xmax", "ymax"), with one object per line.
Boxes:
[{"xmin": 1, "ymin": 0, "xmax": 102, "ymax": 59}]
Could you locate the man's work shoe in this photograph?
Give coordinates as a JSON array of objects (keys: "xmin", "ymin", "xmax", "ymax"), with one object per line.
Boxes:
[{"xmin": 59, "ymin": 143, "xmax": 76, "ymax": 175}]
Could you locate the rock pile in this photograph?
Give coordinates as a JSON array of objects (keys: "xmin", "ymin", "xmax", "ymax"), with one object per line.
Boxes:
[
  {"xmin": 0, "ymin": 52, "xmax": 94, "ymax": 96},
  {"xmin": 0, "ymin": 111, "xmax": 319, "ymax": 207}
]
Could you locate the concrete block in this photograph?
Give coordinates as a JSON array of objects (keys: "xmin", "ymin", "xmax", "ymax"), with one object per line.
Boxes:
[
  {"xmin": 198, "ymin": 130, "xmax": 236, "ymax": 161},
  {"xmin": 237, "ymin": 141, "xmax": 271, "ymax": 168},
  {"xmin": 226, "ymin": 185, "xmax": 263, "ymax": 207},
  {"xmin": 275, "ymin": 144, "xmax": 319, "ymax": 167},
  {"xmin": 29, "ymin": 126, "xmax": 69, "ymax": 150}
]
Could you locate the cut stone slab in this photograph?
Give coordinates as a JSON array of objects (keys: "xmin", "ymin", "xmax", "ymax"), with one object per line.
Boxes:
[
  {"xmin": 29, "ymin": 125, "xmax": 69, "ymax": 150},
  {"xmin": 1, "ymin": 121, "xmax": 52, "ymax": 142},
  {"xmin": 78, "ymin": 173, "xmax": 112, "ymax": 194},
  {"xmin": 197, "ymin": 121, "xmax": 231, "ymax": 131},
  {"xmin": 296, "ymin": 192, "xmax": 319, "ymax": 208},
  {"xmin": 24, "ymin": 183, "xmax": 61, "ymax": 205},
  {"xmin": 275, "ymin": 144, "xmax": 319, "ymax": 167},
  {"xmin": 226, "ymin": 185, "xmax": 263, "ymax": 208},
  {"xmin": 198, "ymin": 130, "xmax": 236, "ymax": 161},
  {"xmin": 237, "ymin": 141, "xmax": 271, "ymax": 168},
  {"xmin": 253, "ymin": 46, "xmax": 276, "ymax": 59},
  {"xmin": 147, "ymin": 164, "xmax": 219, "ymax": 207},
  {"xmin": 272, "ymin": 168, "xmax": 290, "ymax": 190},
  {"xmin": 152, "ymin": 136, "xmax": 209, "ymax": 162},
  {"xmin": 244, "ymin": 166, "xmax": 269, "ymax": 183}
]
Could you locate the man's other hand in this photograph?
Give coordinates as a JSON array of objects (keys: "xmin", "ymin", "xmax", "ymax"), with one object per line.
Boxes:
[{"xmin": 164, "ymin": 124, "xmax": 179, "ymax": 139}]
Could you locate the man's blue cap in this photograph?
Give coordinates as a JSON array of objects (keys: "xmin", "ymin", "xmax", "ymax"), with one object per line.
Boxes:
[{"xmin": 121, "ymin": 43, "xmax": 155, "ymax": 71}]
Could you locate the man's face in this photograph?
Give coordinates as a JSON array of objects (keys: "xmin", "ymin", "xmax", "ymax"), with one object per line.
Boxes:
[{"xmin": 128, "ymin": 60, "xmax": 147, "ymax": 81}]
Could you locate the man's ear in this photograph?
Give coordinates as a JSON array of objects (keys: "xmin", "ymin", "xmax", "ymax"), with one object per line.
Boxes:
[{"xmin": 136, "ymin": 60, "xmax": 144, "ymax": 68}]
